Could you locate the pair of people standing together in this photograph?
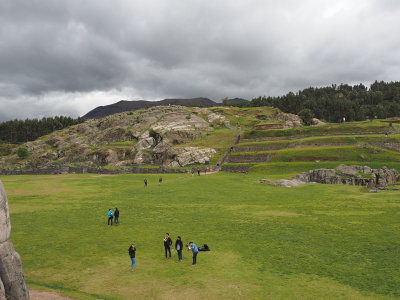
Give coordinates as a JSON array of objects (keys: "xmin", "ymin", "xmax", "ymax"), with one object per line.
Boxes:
[
  {"xmin": 163, "ymin": 233, "xmax": 198, "ymax": 265},
  {"xmin": 107, "ymin": 208, "xmax": 119, "ymax": 225}
]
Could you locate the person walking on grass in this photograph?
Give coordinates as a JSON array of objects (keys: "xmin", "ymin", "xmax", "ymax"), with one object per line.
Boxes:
[
  {"xmin": 159, "ymin": 176, "xmax": 162, "ymax": 185},
  {"xmin": 107, "ymin": 209, "xmax": 113, "ymax": 225},
  {"xmin": 144, "ymin": 178, "xmax": 147, "ymax": 187},
  {"xmin": 163, "ymin": 233, "xmax": 172, "ymax": 258},
  {"xmin": 129, "ymin": 244, "xmax": 136, "ymax": 272},
  {"xmin": 188, "ymin": 242, "xmax": 199, "ymax": 266},
  {"xmin": 175, "ymin": 236, "xmax": 183, "ymax": 261},
  {"xmin": 114, "ymin": 207, "xmax": 119, "ymax": 226}
]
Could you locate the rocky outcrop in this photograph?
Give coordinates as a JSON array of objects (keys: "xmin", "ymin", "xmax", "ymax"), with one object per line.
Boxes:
[
  {"xmin": 311, "ymin": 118, "xmax": 326, "ymax": 127},
  {"xmin": 135, "ymin": 137, "xmax": 155, "ymax": 151},
  {"xmin": 167, "ymin": 147, "xmax": 216, "ymax": 167},
  {"xmin": 276, "ymin": 112, "xmax": 302, "ymax": 128},
  {"xmin": 274, "ymin": 165, "xmax": 399, "ymax": 188},
  {"xmin": 0, "ymin": 181, "xmax": 29, "ymax": 300}
]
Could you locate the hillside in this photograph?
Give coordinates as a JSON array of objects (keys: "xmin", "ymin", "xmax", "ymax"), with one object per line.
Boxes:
[
  {"xmin": 224, "ymin": 118, "xmax": 400, "ymax": 175},
  {"xmin": 0, "ymin": 106, "xmax": 300, "ymax": 171},
  {"xmin": 82, "ymin": 98, "xmax": 217, "ymax": 119}
]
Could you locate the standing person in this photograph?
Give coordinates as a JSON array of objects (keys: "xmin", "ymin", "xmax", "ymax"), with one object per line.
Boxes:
[
  {"xmin": 191, "ymin": 169, "xmax": 195, "ymax": 177},
  {"xmin": 197, "ymin": 169, "xmax": 200, "ymax": 176},
  {"xmin": 163, "ymin": 233, "xmax": 172, "ymax": 258},
  {"xmin": 188, "ymin": 242, "xmax": 199, "ymax": 266},
  {"xmin": 144, "ymin": 178, "xmax": 147, "ymax": 187},
  {"xmin": 129, "ymin": 244, "xmax": 136, "ymax": 272},
  {"xmin": 114, "ymin": 207, "xmax": 119, "ymax": 226},
  {"xmin": 175, "ymin": 236, "xmax": 183, "ymax": 261},
  {"xmin": 107, "ymin": 209, "xmax": 113, "ymax": 225},
  {"xmin": 159, "ymin": 176, "xmax": 162, "ymax": 185}
]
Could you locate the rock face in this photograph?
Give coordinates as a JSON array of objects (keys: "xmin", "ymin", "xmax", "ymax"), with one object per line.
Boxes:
[
  {"xmin": 0, "ymin": 181, "xmax": 29, "ymax": 300},
  {"xmin": 274, "ymin": 165, "xmax": 399, "ymax": 188},
  {"xmin": 168, "ymin": 147, "xmax": 216, "ymax": 167}
]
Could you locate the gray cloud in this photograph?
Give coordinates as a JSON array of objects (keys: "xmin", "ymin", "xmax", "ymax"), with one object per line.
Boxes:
[{"xmin": 0, "ymin": 0, "xmax": 400, "ymax": 121}]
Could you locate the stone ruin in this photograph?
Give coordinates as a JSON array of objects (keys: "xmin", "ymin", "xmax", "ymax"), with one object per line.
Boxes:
[
  {"xmin": 273, "ymin": 165, "xmax": 399, "ymax": 188},
  {"xmin": 0, "ymin": 180, "xmax": 29, "ymax": 300}
]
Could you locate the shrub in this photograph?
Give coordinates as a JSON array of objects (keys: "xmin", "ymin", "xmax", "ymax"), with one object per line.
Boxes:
[
  {"xmin": 298, "ymin": 109, "xmax": 314, "ymax": 125},
  {"xmin": 17, "ymin": 147, "xmax": 28, "ymax": 158}
]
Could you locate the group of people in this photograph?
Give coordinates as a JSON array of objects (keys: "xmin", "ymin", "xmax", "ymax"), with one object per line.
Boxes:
[
  {"xmin": 163, "ymin": 233, "xmax": 199, "ymax": 265},
  {"xmin": 128, "ymin": 234, "xmax": 199, "ymax": 272},
  {"xmin": 107, "ymin": 208, "xmax": 119, "ymax": 226}
]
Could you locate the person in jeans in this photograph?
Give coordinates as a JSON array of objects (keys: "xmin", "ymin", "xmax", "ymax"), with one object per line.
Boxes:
[
  {"xmin": 114, "ymin": 207, "xmax": 119, "ymax": 226},
  {"xmin": 107, "ymin": 209, "xmax": 113, "ymax": 225},
  {"xmin": 175, "ymin": 236, "xmax": 183, "ymax": 261},
  {"xmin": 163, "ymin": 233, "xmax": 172, "ymax": 258},
  {"xmin": 188, "ymin": 242, "xmax": 199, "ymax": 265},
  {"xmin": 129, "ymin": 244, "xmax": 136, "ymax": 272}
]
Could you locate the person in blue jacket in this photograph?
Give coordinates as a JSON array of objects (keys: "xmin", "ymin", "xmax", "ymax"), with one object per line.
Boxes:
[
  {"xmin": 107, "ymin": 209, "xmax": 113, "ymax": 225},
  {"xmin": 188, "ymin": 241, "xmax": 199, "ymax": 266}
]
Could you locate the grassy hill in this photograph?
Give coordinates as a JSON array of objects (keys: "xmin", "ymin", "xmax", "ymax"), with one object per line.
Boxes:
[{"xmin": 0, "ymin": 105, "xmax": 295, "ymax": 171}]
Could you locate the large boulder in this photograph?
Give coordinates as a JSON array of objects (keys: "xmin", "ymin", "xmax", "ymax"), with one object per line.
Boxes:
[
  {"xmin": 168, "ymin": 147, "xmax": 216, "ymax": 167},
  {"xmin": 0, "ymin": 273, "xmax": 5, "ymax": 300},
  {"xmin": 135, "ymin": 137, "xmax": 155, "ymax": 151},
  {"xmin": 0, "ymin": 181, "xmax": 29, "ymax": 300},
  {"xmin": 0, "ymin": 181, "xmax": 11, "ymax": 243},
  {"xmin": 0, "ymin": 241, "xmax": 29, "ymax": 300}
]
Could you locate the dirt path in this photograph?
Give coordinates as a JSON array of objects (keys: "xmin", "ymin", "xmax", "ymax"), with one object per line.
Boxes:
[{"xmin": 30, "ymin": 290, "xmax": 76, "ymax": 300}]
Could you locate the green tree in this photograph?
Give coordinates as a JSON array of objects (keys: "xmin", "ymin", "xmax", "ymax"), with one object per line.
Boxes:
[
  {"xmin": 298, "ymin": 109, "xmax": 314, "ymax": 125},
  {"xmin": 17, "ymin": 147, "xmax": 28, "ymax": 158}
]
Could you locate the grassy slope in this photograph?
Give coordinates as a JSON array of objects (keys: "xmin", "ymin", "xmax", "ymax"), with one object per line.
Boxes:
[
  {"xmin": 237, "ymin": 134, "xmax": 400, "ymax": 148},
  {"xmin": 3, "ymin": 172, "xmax": 400, "ymax": 299},
  {"xmin": 243, "ymin": 120, "xmax": 397, "ymax": 139}
]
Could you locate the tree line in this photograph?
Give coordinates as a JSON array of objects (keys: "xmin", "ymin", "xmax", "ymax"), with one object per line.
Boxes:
[
  {"xmin": 230, "ymin": 81, "xmax": 400, "ymax": 122},
  {"xmin": 0, "ymin": 116, "xmax": 84, "ymax": 144}
]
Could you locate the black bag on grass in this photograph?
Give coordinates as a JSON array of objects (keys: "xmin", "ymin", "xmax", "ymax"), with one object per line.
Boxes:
[{"xmin": 198, "ymin": 244, "xmax": 210, "ymax": 251}]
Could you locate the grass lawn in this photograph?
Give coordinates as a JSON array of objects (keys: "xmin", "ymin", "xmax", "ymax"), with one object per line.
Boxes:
[{"xmin": 2, "ymin": 171, "xmax": 400, "ymax": 299}]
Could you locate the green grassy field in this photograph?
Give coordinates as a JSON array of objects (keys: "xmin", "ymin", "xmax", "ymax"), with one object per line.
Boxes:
[{"xmin": 2, "ymin": 168, "xmax": 400, "ymax": 299}]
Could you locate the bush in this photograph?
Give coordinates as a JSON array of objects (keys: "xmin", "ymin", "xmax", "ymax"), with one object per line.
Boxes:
[
  {"xmin": 298, "ymin": 109, "xmax": 314, "ymax": 125},
  {"xmin": 17, "ymin": 147, "xmax": 28, "ymax": 158}
]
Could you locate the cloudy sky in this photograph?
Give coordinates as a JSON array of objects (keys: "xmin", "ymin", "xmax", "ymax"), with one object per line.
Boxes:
[{"xmin": 0, "ymin": 0, "xmax": 399, "ymax": 121}]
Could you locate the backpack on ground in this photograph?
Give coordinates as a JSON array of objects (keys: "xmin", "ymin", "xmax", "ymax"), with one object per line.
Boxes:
[{"xmin": 198, "ymin": 244, "xmax": 210, "ymax": 251}]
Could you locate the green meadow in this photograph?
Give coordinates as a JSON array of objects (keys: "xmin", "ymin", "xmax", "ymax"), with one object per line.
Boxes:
[{"xmin": 2, "ymin": 167, "xmax": 400, "ymax": 299}]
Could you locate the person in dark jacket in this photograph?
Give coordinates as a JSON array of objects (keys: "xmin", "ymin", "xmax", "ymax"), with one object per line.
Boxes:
[
  {"xmin": 114, "ymin": 208, "xmax": 119, "ymax": 226},
  {"xmin": 129, "ymin": 244, "xmax": 136, "ymax": 272},
  {"xmin": 163, "ymin": 233, "xmax": 172, "ymax": 258},
  {"xmin": 175, "ymin": 236, "xmax": 183, "ymax": 261}
]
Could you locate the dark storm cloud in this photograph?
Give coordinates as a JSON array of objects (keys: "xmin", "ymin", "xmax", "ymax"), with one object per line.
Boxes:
[{"xmin": 0, "ymin": 0, "xmax": 399, "ymax": 121}]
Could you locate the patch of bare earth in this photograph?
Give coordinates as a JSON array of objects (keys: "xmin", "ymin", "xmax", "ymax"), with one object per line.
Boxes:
[{"xmin": 30, "ymin": 290, "xmax": 76, "ymax": 300}]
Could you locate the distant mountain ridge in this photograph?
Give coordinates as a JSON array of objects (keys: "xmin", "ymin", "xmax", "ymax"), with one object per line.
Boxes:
[{"xmin": 83, "ymin": 97, "xmax": 218, "ymax": 119}]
